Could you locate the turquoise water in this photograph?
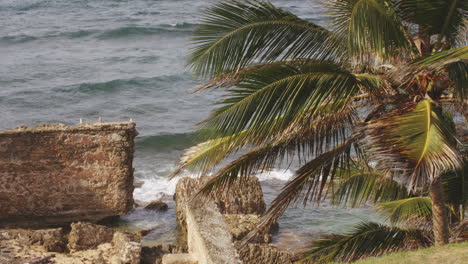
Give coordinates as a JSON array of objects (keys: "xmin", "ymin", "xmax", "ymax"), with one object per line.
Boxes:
[{"xmin": 0, "ymin": 0, "xmax": 380, "ymax": 250}]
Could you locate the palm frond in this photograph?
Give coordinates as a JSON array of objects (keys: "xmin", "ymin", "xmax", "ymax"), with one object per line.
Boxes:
[
  {"xmin": 377, "ymin": 197, "xmax": 432, "ymax": 225},
  {"xmin": 447, "ymin": 60, "xmax": 468, "ymax": 107},
  {"xmin": 415, "ymin": 46, "xmax": 468, "ymax": 69},
  {"xmin": 332, "ymin": 168, "xmax": 410, "ymax": 208},
  {"xmin": 326, "ymin": 0, "xmax": 410, "ymax": 59},
  {"xmin": 202, "ymin": 61, "xmax": 361, "ymax": 139},
  {"xmin": 394, "ymin": 0, "xmax": 467, "ymax": 47},
  {"xmin": 189, "ymin": 0, "xmax": 345, "ymax": 78},
  {"xmin": 300, "ymin": 222, "xmax": 431, "ymax": 263},
  {"xmin": 239, "ymin": 134, "xmax": 360, "ymax": 246},
  {"xmin": 354, "ymin": 73, "xmax": 392, "ymax": 102},
  {"xmin": 199, "ymin": 105, "xmax": 357, "ymax": 194},
  {"xmin": 367, "ymin": 99, "xmax": 463, "ymax": 190},
  {"xmin": 171, "ymin": 131, "xmax": 246, "ymax": 177}
]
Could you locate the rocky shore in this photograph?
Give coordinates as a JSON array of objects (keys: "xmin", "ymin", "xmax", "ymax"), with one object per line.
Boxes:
[
  {"xmin": 0, "ymin": 176, "xmax": 299, "ymax": 264},
  {"xmin": 0, "ymin": 122, "xmax": 299, "ymax": 263}
]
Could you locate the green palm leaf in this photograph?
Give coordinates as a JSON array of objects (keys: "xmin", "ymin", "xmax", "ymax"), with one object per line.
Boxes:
[
  {"xmin": 189, "ymin": 0, "xmax": 344, "ymax": 78},
  {"xmin": 332, "ymin": 168, "xmax": 410, "ymax": 207},
  {"xmin": 300, "ymin": 222, "xmax": 431, "ymax": 263},
  {"xmin": 377, "ymin": 197, "xmax": 432, "ymax": 225},
  {"xmin": 368, "ymin": 99, "xmax": 463, "ymax": 190},
  {"xmin": 327, "ymin": 0, "xmax": 410, "ymax": 59},
  {"xmin": 415, "ymin": 46, "xmax": 468, "ymax": 68},
  {"xmin": 239, "ymin": 135, "xmax": 360, "ymax": 246},
  {"xmin": 198, "ymin": 105, "xmax": 356, "ymax": 194},
  {"xmin": 394, "ymin": 0, "xmax": 467, "ymax": 47},
  {"xmin": 202, "ymin": 61, "xmax": 361, "ymax": 139}
]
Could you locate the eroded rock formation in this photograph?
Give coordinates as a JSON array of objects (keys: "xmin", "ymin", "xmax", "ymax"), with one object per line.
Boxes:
[
  {"xmin": 0, "ymin": 122, "xmax": 137, "ymax": 227},
  {"xmin": 0, "ymin": 222, "xmax": 143, "ymax": 264},
  {"xmin": 173, "ymin": 176, "xmax": 295, "ymax": 264}
]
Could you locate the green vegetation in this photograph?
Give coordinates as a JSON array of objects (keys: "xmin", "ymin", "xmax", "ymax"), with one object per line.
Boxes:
[
  {"xmin": 329, "ymin": 242, "xmax": 468, "ymax": 264},
  {"xmin": 175, "ymin": 0, "xmax": 467, "ymax": 262}
]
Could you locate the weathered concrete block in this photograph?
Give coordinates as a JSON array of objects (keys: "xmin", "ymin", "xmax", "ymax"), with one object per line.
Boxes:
[
  {"xmin": 174, "ymin": 177, "xmax": 241, "ymax": 264},
  {"xmin": 0, "ymin": 122, "xmax": 137, "ymax": 227}
]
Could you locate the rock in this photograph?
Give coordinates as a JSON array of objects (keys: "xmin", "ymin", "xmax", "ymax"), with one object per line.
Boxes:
[
  {"xmin": 175, "ymin": 176, "xmax": 266, "ymax": 216},
  {"xmin": 223, "ymin": 214, "xmax": 271, "ymax": 243},
  {"xmin": 212, "ymin": 177, "xmax": 266, "ymax": 215},
  {"xmin": 236, "ymin": 243, "xmax": 299, "ymax": 264},
  {"xmin": 175, "ymin": 176, "xmax": 270, "ymax": 250},
  {"xmin": 68, "ymin": 222, "xmax": 115, "ymax": 251},
  {"xmin": 0, "ymin": 122, "xmax": 137, "ymax": 228},
  {"xmin": 136, "ymin": 229, "xmax": 152, "ymax": 238},
  {"xmin": 141, "ymin": 244, "xmax": 178, "ymax": 264},
  {"xmin": 0, "ymin": 228, "xmax": 66, "ymax": 253},
  {"xmin": 144, "ymin": 201, "xmax": 168, "ymax": 211},
  {"xmin": 161, "ymin": 253, "xmax": 198, "ymax": 264},
  {"xmin": 111, "ymin": 232, "xmax": 142, "ymax": 264}
]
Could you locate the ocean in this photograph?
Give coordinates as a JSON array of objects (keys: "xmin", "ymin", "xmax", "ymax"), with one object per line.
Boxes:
[{"xmin": 0, "ymin": 0, "xmax": 380, "ymax": 251}]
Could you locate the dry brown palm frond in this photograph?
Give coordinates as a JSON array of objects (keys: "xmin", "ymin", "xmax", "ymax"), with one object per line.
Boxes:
[{"xmin": 366, "ymin": 99, "xmax": 463, "ymax": 191}]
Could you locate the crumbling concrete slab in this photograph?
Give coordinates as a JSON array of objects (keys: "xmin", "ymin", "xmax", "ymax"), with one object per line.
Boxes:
[{"xmin": 0, "ymin": 122, "xmax": 137, "ymax": 227}]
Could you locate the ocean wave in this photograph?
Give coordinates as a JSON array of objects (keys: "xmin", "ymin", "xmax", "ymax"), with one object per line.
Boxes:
[
  {"xmin": 0, "ymin": 24, "xmax": 195, "ymax": 44},
  {"xmin": 133, "ymin": 167, "xmax": 293, "ymax": 202},
  {"xmin": 96, "ymin": 25, "xmax": 194, "ymax": 39},
  {"xmin": 55, "ymin": 75, "xmax": 186, "ymax": 94},
  {"xmin": 255, "ymin": 169, "xmax": 294, "ymax": 182},
  {"xmin": 0, "ymin": 34, "xmax": 38, "ymax": 44}
]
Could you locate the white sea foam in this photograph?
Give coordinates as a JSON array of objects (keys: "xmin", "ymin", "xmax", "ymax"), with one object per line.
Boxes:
[
  {"xmin": 255, "ymin": 169, "xmax": 294, "ymax": 182},
  {"xmin": 133, "ymin": 167, "xmax": 294, "ymax": 202}
]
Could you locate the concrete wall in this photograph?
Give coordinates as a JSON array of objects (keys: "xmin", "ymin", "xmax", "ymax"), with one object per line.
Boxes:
[{"xmin": 0, "ymin": 122, "xmax": 137, "ymax": 227}]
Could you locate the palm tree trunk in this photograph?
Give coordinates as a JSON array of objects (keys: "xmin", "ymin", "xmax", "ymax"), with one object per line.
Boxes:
[
  {"xmin": 429, "ymin": 179, "xmax": 449, "ymax": 245},
  {"xmin": 418, "ymin": 25, "xmax": 431, "ymax": 56}
]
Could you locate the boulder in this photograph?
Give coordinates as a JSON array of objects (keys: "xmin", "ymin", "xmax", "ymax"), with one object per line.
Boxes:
[
  {"xmin": 175, "ymin": 176, "xmax": 270, "ymax": 250},
  {"xmin": 68, "ymin": 222, "xmax": 115, "ymax": 251},
  {"xmin": 236, "ymin": 243, "xmax": 299, "ymax": 264},
  {"xmin": 144, "ymin": 201, "xmax": 168, "ymax": 211},
  {"xmin": 111, "ymin": 232, "xmax": 142, "ymax": 264}
]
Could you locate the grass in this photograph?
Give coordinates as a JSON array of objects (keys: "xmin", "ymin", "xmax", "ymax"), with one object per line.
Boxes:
[{"xmin": 328, "ymin": 242, "xmax": 468, "ymax": 264}]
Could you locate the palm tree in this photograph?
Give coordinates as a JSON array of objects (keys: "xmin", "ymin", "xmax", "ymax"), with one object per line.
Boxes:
[
  {"xmin": 174, "ymin": 0, "xmax": 467, "ymax": 248},
  {"xmin": 302, "ymin": 161, "xmax": 466, "ymax": 262}
]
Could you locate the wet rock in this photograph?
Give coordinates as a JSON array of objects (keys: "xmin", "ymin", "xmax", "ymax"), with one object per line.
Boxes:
[
  {"xmin": 144, "ymin": 201, "xmax": 168, "ymax": 211},
  {"xmin": 141, "ymin": 244, "xmax": 179, "ymax": 264},
  {"xmin": 67, "ymin": 222, "xmax": 115, "ymax": 251},
  {"xmin": 111, "ymin": 232, "xmax": 141, "ymax": 264}
]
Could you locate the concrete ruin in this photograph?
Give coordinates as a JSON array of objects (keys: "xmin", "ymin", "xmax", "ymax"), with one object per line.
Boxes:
[
  {"xmin": 169, "ymin": 177, "xmax": 297, "ymax": 264},
  {"xmin": 0, "ymin": 122, "xmax": 137, "ymax": 227}
]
